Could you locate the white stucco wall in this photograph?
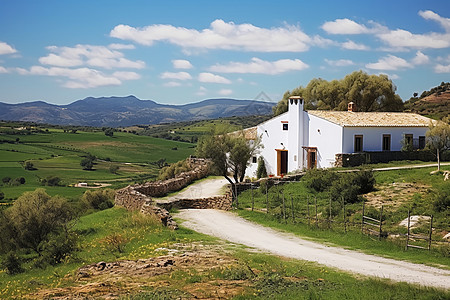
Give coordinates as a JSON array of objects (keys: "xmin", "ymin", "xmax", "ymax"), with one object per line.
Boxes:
[
  {"xmin": 245, "ymin": 112, "xmax": 289, "ymax": 178},
  {"xmin": 342, "ymin": 127, "xmax": 428, "ymax": 153},
  {"xmin": 308, "ymin": 114, "xmax": 343, "ymax": 168}
]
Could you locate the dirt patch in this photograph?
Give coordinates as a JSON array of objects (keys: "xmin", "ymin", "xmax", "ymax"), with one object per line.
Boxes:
[
  {"xmin": 25, "ymin": 243, "xmax": 250, "ymax": 300},
  {"xmin": 364, "ymin": 182, "xmax": 430, "ymax": 209},
  {"xmin": 75, "ymin": 183, "xmax": 112, "ymax": 188}
]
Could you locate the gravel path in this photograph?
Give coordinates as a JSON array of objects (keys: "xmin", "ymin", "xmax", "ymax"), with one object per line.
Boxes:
[
  {"xmin": 177, "ymin": 209, "xmax": 450, "ymax": 290},
  {"xmin": 155, "ymin": 178, "xmax": 229, "ymax": 204}
]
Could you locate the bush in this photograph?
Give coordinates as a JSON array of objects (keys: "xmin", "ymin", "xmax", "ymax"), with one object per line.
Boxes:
[
  {"xmin": 35, "ymin": 230, "xmax": 78, "ymax": 267},
  {"xmin": 42, "ymin": 176, "xmax": 61, "ymax": 186},
  {"xmin": 158, "ymin": 159, "xmax": 192, "ymax": 180},
  {"xmin": 109, "ymin": 164, "xmax": 119, "ymax": 174},
  {"xmin": 256, "ymin": 157, "xmax": 268, "ymax": 179},
  {"xmin": 2, "ymin": 176, "xmax": 11, "ymax": 185},
  {"xmin": 1, "ymin": 252, "xmax": 23, "ymax": 275},
  {"xmin": 0, "ymin": 191, "xmax": 4, "ymax": 200},
  {"xmin": 329, "ymin": 173, "xmax": 360, "ymax": 204},
  {"xmin": 5, "ymin": 189, "xmax": 73, "ymax": 253},
  {"xmin": 353, "ymin": 169, "xmax": 375, "ymax": 194},
  {"xmin": 432, "ymin": 185, "xmax": 450, "ymax": 213},
  {"xmin": 24, "ymin": 161, "xmax": 36, "ymax": 170},
  {"xmin": 82, "ymin": 189, "xmax": 115, "ymax": 210},
  {"xmin": 304, "ymin": 169, "xmax": 338, "ymax": 192}
]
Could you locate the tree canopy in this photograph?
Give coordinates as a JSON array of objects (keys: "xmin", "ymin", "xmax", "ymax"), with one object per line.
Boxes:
[
  {"xmin": 426, "ymin": 120, "xmax": 450, "ymax": 171},
  {"xmin": 195, "ymin": 125, "xmax": 260, "ymax": 185},
  {"xmin": 273, "ymin": 71, "xmax": 404, "ymax": 116}
]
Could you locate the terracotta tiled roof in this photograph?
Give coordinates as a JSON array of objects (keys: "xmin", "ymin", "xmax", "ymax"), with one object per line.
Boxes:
[{"xmin": 307, "ymin": 111, "xmax": 436, "ymax": 127}]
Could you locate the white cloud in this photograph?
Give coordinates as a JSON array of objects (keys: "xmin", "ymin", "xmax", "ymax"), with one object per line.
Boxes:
[
  {"xmin": 108, "ymin": 43, "xmax": 136, "ymax": 50},
  {"xmin": 0, "ymin": 42, "xmax": 17, "ymax": 55},
  {"xmin": 172, "ymin": 59, "xmax": 193, "ymax": 69},
  {"xmin": 209, "ymin": 57, "xmax": 308, "ymax": 75},
  {"xmin": 365, "ymin": 55, "xmax": 412, "ymax": 70},
  {"xmin": 341, "ymin": 40, "xmax": 369, "ymax": 50},
  {"xmin": 377, "ymin": 29, "xmax": 450, "ymax": 49},
  {"xmin": 112, "ymin": 71, "xmax": 141, "ymax": 80},
  {"xmin": 218, "ymin": 89, "xmax": 233, "ymax": 96},
  {"xmin": 321, "ymin": 19, "xmax": 370, "ymax": 34},
  {"xmin": 412, "ymin": 51, "xmax": 430, "ymax": 65},
  {"xmin": 419, "ymin": 10, "xmax": 450, "ymax": 32},
  {"xmin": 324, "ymin": 59, "xmax": 354, "ymax": 67},
  {"xmin": 0, "ymin": 66, "xmax": 8, "ymax": 73},
  {"xmin": 196, "ymin": 86, "xmax": 207, "ymax": 96},
  {"xmin": 198, "ymin": 72, "xmax": 231, "ymax": 84},
  {"xmin": 39, "ymin": 44, "xmax": 145, "ymax": 69},
  {"xmin": 434, "ymin": 64, "xmax": 450, "ymax": 73},
  {"xmin": 19, "ymin": 65, "xmax": 140, "ymax": 89},
  {"xmin": 160, "ymin": 71, "xmax": 192, "ymax": 80},
  {"xmin": 110, "ymin": 19, "xmax": 314, "ymax": 52},
  {"xmin": 164, "ymin": 81, "xmax": 182, "ymax": 87}
]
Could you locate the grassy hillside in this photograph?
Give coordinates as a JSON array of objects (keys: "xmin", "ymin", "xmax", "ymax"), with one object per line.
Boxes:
[
  {"xmin": 0, "ymin": 207, "xmax": 447, "ymax": 299},
  {"xmin": 125, "ymin": 115, "xmax": 272, "ymax": 143},
  {"xmin": 0, "ymin": 125, "xmax": 195, "ymax": 202},
  {"xmin": 404, "ymin": 82, "xmax": 450, "ymax": 120}
]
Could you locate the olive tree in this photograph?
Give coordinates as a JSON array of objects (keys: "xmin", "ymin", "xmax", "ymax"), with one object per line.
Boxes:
[{"xmin": 426, "ymin": 121, "xmax": 450, "ymax": 171}]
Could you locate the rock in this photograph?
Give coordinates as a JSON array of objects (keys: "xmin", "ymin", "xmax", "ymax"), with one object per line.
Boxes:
[{"xmin": 97, "ymin": 261, "xmax": 107, "ymax": 270}]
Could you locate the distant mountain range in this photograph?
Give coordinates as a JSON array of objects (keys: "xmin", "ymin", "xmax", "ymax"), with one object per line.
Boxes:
[{"xmin": 0, "ymin": 96, "xmax": 275, "ymax": 127}]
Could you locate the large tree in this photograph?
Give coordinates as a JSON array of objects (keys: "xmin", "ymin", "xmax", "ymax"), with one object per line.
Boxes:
[
  {"xmin": 273, "ymin": 71, "xmax": 404, "ymax": 116},
  {"xmin": 426, "ymin": 120, "xmax": 450, "ymax": 171}
]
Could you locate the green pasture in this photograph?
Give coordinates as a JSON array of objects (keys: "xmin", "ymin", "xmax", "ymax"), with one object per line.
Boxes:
[{"xmin": 0, "ymin": 129, "xmax": 195, "ymax": 201}]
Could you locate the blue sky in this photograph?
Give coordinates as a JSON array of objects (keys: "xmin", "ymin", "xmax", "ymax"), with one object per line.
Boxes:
[{"xmin": 0, "ymin": 0, "xmax": 449, "ymax": 105}]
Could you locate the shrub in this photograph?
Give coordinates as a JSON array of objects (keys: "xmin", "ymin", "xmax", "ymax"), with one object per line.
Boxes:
[
  {"xmin": 24, "ymin": 161, "xmax": 36, "ymax": 170},
  {"xmin": 1, "ymin": 176, "xmax": 11, "ymax": 185},
  {"xmin": 82, "ymin": 188, "xmax": 115, "ymax": 210},
  {"xmin": 353, "ymin": 169, "xmax": 375, "ymax": 194},
  {"xmin": 304, "ymin": 168, "xmax": 338, "ymax": 192},
  {"xmin": 6, "ymin": 189, "xmax": 73, "ymax": 254},
  {"xmin": 99, "ymin": 233, "xmax": 128, "ymax": 253},
  {"xmin": 158, "ymin": 159, "xmax": 191, "ymax": 180},
  {"xmin": 35, "ymin": 230, "xmax": 78, "ymax": 267},
  {"xmin": 109, "ymin": 164, "xmax": 119, "ymax": 174},
  {"xmin": 0, "ymin": 191, "xmax": 4, "ymax": 200},
  {"xmin": 42, "ymin": 176, "xmax": 61, "ymax": 186},
  {"xmin": 1, "ymin": 252, "xmax": 23, "ymax": 275},
  {"xmin": 330, "ymin": 173, "xmax": 360, "ymax": 204},
  {"xmin": 256, "ymin": 157, "xmax": 268, "ymax": 179},
  {"xmin": 432, "ymin": 185, "xmax": 450, "ymax": 213}
]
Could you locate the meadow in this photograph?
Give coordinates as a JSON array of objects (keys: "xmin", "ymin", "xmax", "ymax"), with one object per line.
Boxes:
[
  {"xmin": 0, "ymin": 126, "xmax": 195, "ymax": 201},
  {"xmin": 0, "ymin": 207, "xmax": 447, "ymax": 299},
  {"xmin": 236, "ymin": 164, "xmax": 450, "ymax": 267}
]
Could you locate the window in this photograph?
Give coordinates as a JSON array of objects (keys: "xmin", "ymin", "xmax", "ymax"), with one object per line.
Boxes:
[
  {"xmin": 419, "ymin": 136, "xmax": 426, "ymax": 149},
  {"xmin": 282, "ymin": 123, "xmax": 288, "ymax": 131},
  {"xmin": 382, "ymin": 134, "xmax": 391, "ymax": 151},
  {"xmin": 252, "ymin": 156, "xmax": 257, "ymax": 163},
  {"xmin": 354, "ymin": 135, "xmax": 363, "ymax": 152}
]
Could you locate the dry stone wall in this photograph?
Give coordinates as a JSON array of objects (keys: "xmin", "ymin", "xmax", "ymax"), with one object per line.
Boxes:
[{"xmin": 115, "ymin": 158, "xmax": 232, "ymax": 229}]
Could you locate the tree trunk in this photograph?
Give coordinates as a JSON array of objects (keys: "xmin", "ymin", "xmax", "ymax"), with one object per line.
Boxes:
[{"xmin": 437, "ymin": 148, "xmax": 440, "ymax": 171}]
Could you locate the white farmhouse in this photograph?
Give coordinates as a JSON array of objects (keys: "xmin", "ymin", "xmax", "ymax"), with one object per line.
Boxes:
[{"xmin": 245, "ymin": 96, "xmax": 435, "ymax": 177}]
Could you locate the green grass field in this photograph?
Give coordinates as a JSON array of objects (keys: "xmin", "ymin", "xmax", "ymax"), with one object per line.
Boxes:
[
  {"xmin": 236, "ymin": 165, "xmax": 450, "ymax": 268},
  {"xmin": 0, "ymin": 129, "xmax": 195, "ymax": 201},
  {"xmin": 0, "ymin": 207, "xmax": 447, "ymax": 299}
]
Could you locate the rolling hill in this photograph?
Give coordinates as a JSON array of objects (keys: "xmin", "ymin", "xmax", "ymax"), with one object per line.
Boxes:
[{"xmin": 0, "ymin": 96, "xmax": 275, "ymax": 127}]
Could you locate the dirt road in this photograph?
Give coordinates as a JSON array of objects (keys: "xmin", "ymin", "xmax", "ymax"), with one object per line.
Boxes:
[{"xmin": 177, "ymin": 209, "xmax": 450, "ymax": 290}]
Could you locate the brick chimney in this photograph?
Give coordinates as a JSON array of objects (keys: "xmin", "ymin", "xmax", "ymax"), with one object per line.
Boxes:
[{"xmin": 348, "ymin": 101, "xmax": 356, "ymax": 112}]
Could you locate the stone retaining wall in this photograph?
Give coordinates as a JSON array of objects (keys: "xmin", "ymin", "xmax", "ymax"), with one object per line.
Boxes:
[
  {"xmin": 133, "ymin": 158, "xmax": 211, "ymax": 197},
  {"xmin": 115, "ymin": 158, "xmax": 233, "ymax": 229}
]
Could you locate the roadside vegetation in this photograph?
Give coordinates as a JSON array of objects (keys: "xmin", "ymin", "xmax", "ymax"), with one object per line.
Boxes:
[{"xmin": 236, "ymin": 165, "xmax": 450, "ymax": 267}]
